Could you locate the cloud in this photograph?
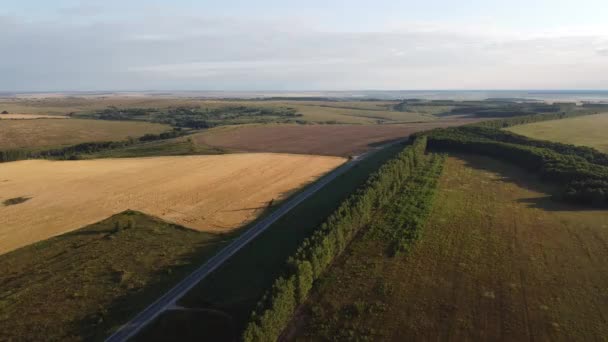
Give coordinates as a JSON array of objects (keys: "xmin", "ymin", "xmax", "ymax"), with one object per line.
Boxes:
[
  {"xmin": 1, "ymin": 11, "xmax": 608, "ymax": 91},
  {"xmin": 57, "ymin": 4, "xmax": 107, "ymax": 17}
]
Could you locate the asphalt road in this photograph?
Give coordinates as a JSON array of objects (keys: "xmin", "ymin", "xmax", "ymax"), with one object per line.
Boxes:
[{"xmin": 105, "ymin": 142, "xmax": 403, "ymax": 342}]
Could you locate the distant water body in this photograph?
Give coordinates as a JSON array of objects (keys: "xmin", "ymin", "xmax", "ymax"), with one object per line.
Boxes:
[
  {"xmin": 9, "ymin": 90, "xmax": 608, "ymax": 103},
  {"xmin": 181, "ymin": 90, "xmax": 608, "ymax": 102},
  {"xmin": 351, "ymin": 90, "xmax": 608, "ymax": 102}
]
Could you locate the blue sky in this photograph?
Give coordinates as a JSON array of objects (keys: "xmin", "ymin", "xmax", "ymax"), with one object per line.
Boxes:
[{"xmin": 2, "ymin": 0, "xmax": 608, "ymax": 91}]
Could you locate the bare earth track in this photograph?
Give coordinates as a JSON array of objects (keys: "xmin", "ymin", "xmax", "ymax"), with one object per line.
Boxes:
[
  {"xmin": 196, "ymin": 120, "xmax": 481, "ymax": 157},
  {"xmin": 0, "ymin": 154, "xmax": 344, "ymax": 254}
]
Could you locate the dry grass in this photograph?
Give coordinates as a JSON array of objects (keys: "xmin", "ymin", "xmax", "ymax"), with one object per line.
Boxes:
[
  {"xmin": 0, "ymin": 153, "xmax": 344, "ymax": 254},
  {"xmin": 507, "ymin": 112, "xmax": 608, "ymax": 152},
  {"xmin": 0, "ymin": 119, "xmax": 169, "ymax": 149},
  {"xmin": 0, "ymin": 113, "xmax": 69, "ymax": 119}
]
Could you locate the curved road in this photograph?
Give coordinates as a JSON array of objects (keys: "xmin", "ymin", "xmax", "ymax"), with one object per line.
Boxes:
[{"xmin": 105, "ymin": 143, "xmax": 401, "ymax": 342}]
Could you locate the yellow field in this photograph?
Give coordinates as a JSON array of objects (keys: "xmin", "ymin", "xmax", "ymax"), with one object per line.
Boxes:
[
  {"xmin": 0, "ymin": 114, "xmax": 69, "ymax": 119},
  {"xmin": 0, "ymin": 153, "xmax": 344, "ymax": 254},
  {"xmin": 508, "ymin": 113, "xmax": 608, "ymax": 153},
  {"xmin": 0, "ymin": 118, "xmax": 169, "ymax": 149}
]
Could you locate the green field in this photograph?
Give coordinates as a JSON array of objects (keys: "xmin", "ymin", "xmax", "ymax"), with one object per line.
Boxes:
[
  {"xmin": 0, "ymin": 211, "xmax": 234, "ymax": 341},
  {"xmin": 0, "ymin": 97, "xmax": 448, "ymax": 126},
  {"xmin": 507, "ymin": 112, "xmax": 608, "ymax": 153},
  {"xmin": 0, "ymin": 118, "xmax": 170, "ymax": 150},
  {"xmin": 135, "ymin": 143, "xmax": 408, "ymax": 340},
  {"xmin": 81, "ymin": 136, "xmax": 225, "ymax": 159},
  {"xmin": 280, "ymin": 101, "xmax": 437, "ymax": 124},
  {"xmin": 290, "ymin": 155, "xmax": 608, "ymax": 340}
]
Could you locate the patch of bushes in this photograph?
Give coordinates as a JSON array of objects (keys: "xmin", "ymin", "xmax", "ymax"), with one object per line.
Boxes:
[
  {"xmin": 3, "ymin": 196, "xmax": 31, "ymax": 206},
  {"xmin": 242, "ymin": 137, "xmax": 430, "ymax": 341}
]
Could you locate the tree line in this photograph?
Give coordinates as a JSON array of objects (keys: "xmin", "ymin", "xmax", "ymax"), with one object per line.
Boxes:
[
  {"xmin": 83, "ymin": 105, "xmax": 303, "ymax": 129},
  {"xmin": 369, "ymin": 153, "xmax": 445, "ymax": 256},
  {"xmin": 242, "ymin": 137, "xmax": 439, "ymax": 341},
  {"xmin": 0, "ymin": 129, "xmax": 186, "ymax": 163},
  {"xmin": 418, "ymin": 127, "xmax": 608, "ymax": 206},
  {"xmin": 393, "ymin": 99, "xmax": 570, "ymax": 118},
  {"xmin": 473, "ymin": 109, "xmax": 599, "ymax": 129},
  {"xmin": 455, "ymin": 126, "xmax": 608, "ymax": 166}
]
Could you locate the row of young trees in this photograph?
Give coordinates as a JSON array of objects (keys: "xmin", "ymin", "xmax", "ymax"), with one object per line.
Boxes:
[
  {"xmin": 0, "ymin": 129, "xmax": 187, "ymax": 163},
  {"xmin": 450, "ymin": 103, "xmax": 562, "ymax": 117},
  {"xmin": 370, "ymin": 154, "xmax": 445, "ymax": 256},
  {"xmin": 455, "ymin": 126, "xmax": 608, "ymax": 166},
  {"xmin": 420, "ymin": 127, "xmax": 608, "ymax": 205},
  {"xmin": 473, "ymin": 109, "xmax": 599, "ymax": 129},
  {"xmin": 242, "ymin": 137, "xmax": 433, "ymax": 341}
]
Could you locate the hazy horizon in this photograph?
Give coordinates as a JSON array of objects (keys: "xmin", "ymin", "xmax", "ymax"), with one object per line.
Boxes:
[
  {"xmin": 3, "ymin": 0, "xmax": 608, "ymax": 91},
  {"xmin": 4, "ymin": 89, "xmax": 608, "ymax": 102}
]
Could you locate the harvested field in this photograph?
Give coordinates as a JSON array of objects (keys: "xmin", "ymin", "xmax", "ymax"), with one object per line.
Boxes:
[
  {"xmin": 292, "ymin": 155, "xmax": 608, "ymax": 341},
  {"xmin": 196, "ymin": 120, "xmax": 481, "ymax": 157},
  {"xmin": 508, "ymin": 112, "xmax": 608, "ymax": 153},
  {"xmin": 0, "ymin": 113, "xmax": 69, "ymax": 119},
  {"xmin": 0, "ymin": 119, "xmax": 169, "ymax": 150},
  {"xmin": 0, "ymin": 153, "xmax": 344, "ymax": 254}
]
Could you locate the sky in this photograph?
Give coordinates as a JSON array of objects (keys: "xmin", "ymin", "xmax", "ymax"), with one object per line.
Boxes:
[{"xmin": 1, "ymin": 0, "xmax": 608, "ymax": 91}]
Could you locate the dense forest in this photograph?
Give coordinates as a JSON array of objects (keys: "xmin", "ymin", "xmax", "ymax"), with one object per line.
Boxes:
[{"xmin": 242, "ymin": 137, "xmax": 443, "ymax": 341}]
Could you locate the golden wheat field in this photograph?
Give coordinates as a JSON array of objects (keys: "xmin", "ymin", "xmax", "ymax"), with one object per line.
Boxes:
[{"xmin": 0, "ymin": 153, "xmax": 345, "ymax": 254}]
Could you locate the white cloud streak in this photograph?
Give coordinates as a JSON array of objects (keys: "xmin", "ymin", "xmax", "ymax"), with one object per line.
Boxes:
[{"xmin": 1, "ymin": 11, "xmax": 607, "ymax": 91}]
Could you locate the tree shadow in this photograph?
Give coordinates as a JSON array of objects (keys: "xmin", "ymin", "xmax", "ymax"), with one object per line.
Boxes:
[
  {"xmin": 73, "ymin": 182, "xmax": 317, "ymax": 341},
  {"xmin": 454, "ymin": 153, "xmax": 600, "ymax": 212},
  {"xmin": 75, "ymin": 226, "xmax": 236, "ymax": 341},
  {"xmin": 367, "ymin": 138, "xmax": 407, "ymax": 148},
  {"xmin": 133, "ymin": 308, "xmax": 236, "ymax": 342}
]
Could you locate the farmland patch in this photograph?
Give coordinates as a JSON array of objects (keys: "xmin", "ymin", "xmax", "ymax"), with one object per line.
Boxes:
[
  {"xmin": 507, "ymin": 112, "xmax": 608, "ymax": 152},
  {"xmin": 196, "ymin": 120, "xmax": 481, "ymax": 157},
  {"xmin": 290, "ymin": 155, "xmax": 608, "ymax": 341},
  {"xmin": 0, "ymin": 119, "xmax": 169, "ymax": 150},
  {"xmin": 0, "ymin": 153, "xmax": 344, "ymax": 254}
]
